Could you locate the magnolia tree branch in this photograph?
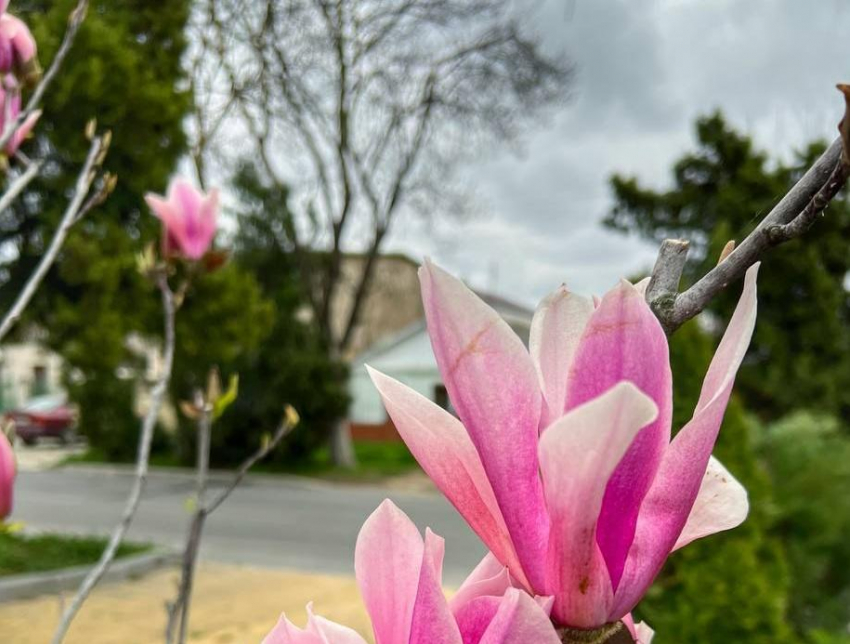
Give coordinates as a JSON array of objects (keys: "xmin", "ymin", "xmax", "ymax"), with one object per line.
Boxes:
[
  {"xmin": 0, "ymin": 133, "xmax": 108, "ymax": 342},
  {"xmin": 0, "ymin": 158, "xmax": 42, "ymax": 214},
  {"xmin": 0, "ymin": 0, "xmax": 89, "ymax": 152},
  {"xmin": 646, "ymin": 86, "xmax": 850, "ymax": 334},
  {"xmin": 165, "ymin": 409, "xmax": 298, "ymax": 644},
  {"xmin": 50, "ymin": 273, "xmax": 177, "ymax": 644}
]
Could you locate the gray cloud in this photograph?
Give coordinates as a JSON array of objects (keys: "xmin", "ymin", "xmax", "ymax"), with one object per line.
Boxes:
[{"xmin": 389, "ymin": 0, "xmax": 850, "ymax": 304}]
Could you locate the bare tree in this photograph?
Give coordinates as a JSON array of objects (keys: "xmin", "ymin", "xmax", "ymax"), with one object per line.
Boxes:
[{"xmin": 187, "ymin": 0, "xmax": 572, "ymax": 465}]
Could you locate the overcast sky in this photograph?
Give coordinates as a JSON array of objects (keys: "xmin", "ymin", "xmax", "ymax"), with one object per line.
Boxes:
[{"xmin": 381, "ymin": 0, "xmax": 850, "ymax": 306}]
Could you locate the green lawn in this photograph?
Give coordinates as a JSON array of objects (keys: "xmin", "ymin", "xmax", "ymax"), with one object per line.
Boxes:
[
  {"xmin": 65, "ymin": 440, "xmax": 419, "ymax": 482},
  {"xmin": 0, "ymin": 532, "xmax": 150, "ymax": 577}
]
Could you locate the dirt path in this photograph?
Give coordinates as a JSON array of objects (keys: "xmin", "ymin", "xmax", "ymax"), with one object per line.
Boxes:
[{"xmin": 0, "ymin": 563, "xmax": 371, "ymax": 643}]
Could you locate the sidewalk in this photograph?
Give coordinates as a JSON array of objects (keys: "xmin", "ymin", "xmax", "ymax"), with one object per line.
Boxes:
[{"xmin": 0, "ymin": 563, "xmax": 372, "ymax": 643}]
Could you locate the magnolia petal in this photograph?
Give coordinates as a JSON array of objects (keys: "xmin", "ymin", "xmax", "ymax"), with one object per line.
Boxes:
[
  {"xmin": 566, "ymin": 280, "xmax": 673, "ymax": 592},
  {"xmin": 355, "ymin": 500, "xmax": 423, "ymax": 644},
  {"xmin": 450, "ymin": 553, "xmax": 513, "ymax": 614},
  {"xmin": 0, "ymin": 2, "xmax": 8, "ymax": 15},
  {"xmin": 409, "ymin": 529, "xmax": 462, "ymax": 644},
  {"xmin": 419, "ymin": 260, "xmax": 547, "ymax": 587},
  {"xmin": 529, "ymin": 285, "xmax": 594, "ymax": 429},
  {"xmin": 367, "ymin": 368, "xmax": 528, "ymax": 588},
  {"xmin": 478, "ymin": 589, "xmax": 561, "ymax": 644},
  {"xmin": 633, "ymin": 277, "xmax": 651, "ymax": 297},
  {"xmin": 8, "ymin": 16, "xmax": 36, "ymax": 66},
  {"xmin": 673, "ymin": 456, "xmax": 748, "ymax": 551},
  {"xmin": 5, "ymin": 107, "xmax": 38, "ymax": 156},
  {"xmin": 538, "ymin": 382, "xmax": 658, "ymax": 628},
  {"xmin": 0, "ymin": 429, "xmax": 14, "ymax": 519},
  {"xmin": 622, "ymin": 614, "xmax": 655, "ymax": 644},
  {"xmin": 610, "ymin": 265, "xmax": 758, "ymax": 619},
  {"xmin": 262, "ymin": 605, "xmax": 367, "ymax": 644}
]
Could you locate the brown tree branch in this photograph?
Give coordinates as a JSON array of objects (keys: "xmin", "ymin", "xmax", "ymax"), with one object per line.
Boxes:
[
  {"xmin": 51, "ymin": 272, "xmax": 176, "ymax": 644},
  {"xmin": 647, "ymin": 103, "xmax": 848, "ymax": 334}
]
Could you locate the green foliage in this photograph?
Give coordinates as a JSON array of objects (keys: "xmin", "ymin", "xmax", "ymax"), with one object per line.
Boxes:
[
  {"xmin": 635, "ymin": 320, "xmax": 794, "ymax": 643},
  {"xmin": 2, "ymin": 0, "xmax": 191, "ymax": 453},
  {"xmin": 607, "ymin": 112, "xmax": 850, "ymax": 421},
  {"xmin": 758, "ymin": 412, "xmax": 850, "ymax": 635}
]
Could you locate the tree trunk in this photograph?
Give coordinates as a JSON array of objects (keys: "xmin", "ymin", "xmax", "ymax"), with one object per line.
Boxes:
[{"xmin": 330, "ymin": 417, "xmax": 356, "ymax": 469}]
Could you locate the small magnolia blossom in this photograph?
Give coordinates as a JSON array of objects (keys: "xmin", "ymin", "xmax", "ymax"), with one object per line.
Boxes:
[
  {"xmin": 145, "ymin": 178, "xmax": 219, "ymax": 261},
  {"xmin": 0, "ymin": 76, "xmax": 38, "ymax": 157},
  {"xmin": 368, "ymin": 260, "xmax": 758, "ymax": 629},
  {"xmin": 0, "ymin": 4, "xmax": 38, "ymax": 84},
  {"xmin": 0, "ymin": 428, "xmax": 15, "ymax": 520},
  {"xmin": 263, "ymin": 500, "xmax": 562, "ymax": 644}
]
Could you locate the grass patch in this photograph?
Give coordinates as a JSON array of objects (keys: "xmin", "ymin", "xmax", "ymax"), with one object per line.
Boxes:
[
  {"xmin": 0, "ymin": 531, "xmax": 151, "ymax": 577},
  {"xmin": 65, "ymin": 441, "xmax": 419, "ymax": 482}
]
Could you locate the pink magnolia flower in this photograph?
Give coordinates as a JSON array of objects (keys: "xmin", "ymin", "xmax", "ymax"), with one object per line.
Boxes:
[
  {"xmin": 263, "ymin": 500, "xmax": 562, "ymax": 644},
  {"xmin": 0, "ymin": 10, "xmax": 38, "ymax": 83},
  {"xmin": 0, "ymin": 428, "xmax": 15, "ymax": 519},
  {"xmin": 145, "ymin": 178, "xmax": 219, "ymax": 261},
  {"xmin": 367, "ymin": 260, "xmax": 758, "ymax": 629},
  {"xmin": 0, "ymin": 76, "xmax": 39, "ymax": 157}
]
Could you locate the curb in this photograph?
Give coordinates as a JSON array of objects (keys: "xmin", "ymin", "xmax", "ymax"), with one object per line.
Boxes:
[{"xmin": 0, "ymin": 549, "xmax": 179, "ymax": 603}]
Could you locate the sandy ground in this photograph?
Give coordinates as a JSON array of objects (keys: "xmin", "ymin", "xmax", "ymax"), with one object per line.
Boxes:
[{"xmin": 0, "ymin": 563, "xmax": 372, "ymax": 644}]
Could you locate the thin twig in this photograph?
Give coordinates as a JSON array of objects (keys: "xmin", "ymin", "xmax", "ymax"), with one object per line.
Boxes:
[
  {"xmin": 164, "ymin": 410, "xmax": 297, "ymax": 643},
  {"xmin": 0, "ymin": 135, "xmax": 104, "ymax": 342},
  {"xmin": 50, "ymin": 272, "xmax": 177, "ymax": 644},
  {"xmin": 0, "ymin": 0, "xmax": 89, "ymax": 153},
  {"xmin": 205, "ymin": 411, "xmax": 297, "ymax": 515},
  {"xmin": 647, "ymin": 135, "xmax": 848, "ymax": 333},
  {"xmin": 0, "ymin": 159, "xmax": 42, "ymax": 214}
]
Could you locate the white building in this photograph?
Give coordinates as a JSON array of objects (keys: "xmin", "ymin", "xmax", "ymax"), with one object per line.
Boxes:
[
  {"xmin": 0, "ymin": 342, "xmax": 64, "ymax": 409},
  {"xmin": 348, "ymin": 292, "xmax": 533, "ymax": 434}
]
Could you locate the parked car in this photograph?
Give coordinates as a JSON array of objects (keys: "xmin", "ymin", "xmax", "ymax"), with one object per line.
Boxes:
[{"xmin": 4, "ymin": 394, "xmax": 79, "ymax": 445}]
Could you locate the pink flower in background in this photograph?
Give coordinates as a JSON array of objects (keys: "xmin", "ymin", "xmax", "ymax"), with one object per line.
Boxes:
[
  {"xmin": 0, "ymin": 76, "xmax": 38, "ymax": 157},
  {"xmin": 0, "ymin": 8, "xmax": 38, "ymax": 83},
  {"xmin": 145, "ymin": 178, "xmax": 219, "ymax": 261},
  {"xmin": 263, "ymin": 500, "xmax": 562, "ymax": 644},
  {"xmin": 0, "ymin": 428, "xmax": 15, "ymax": 519},
  {"xmin": 368, "ymin": 260, "xmax": 758, "ymax": 629}
]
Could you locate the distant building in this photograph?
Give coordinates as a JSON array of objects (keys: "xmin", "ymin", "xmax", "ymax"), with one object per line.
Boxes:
[
  {"xmin": 0, "ymin": 341, "xmax": 64, "ymax": 410},
  {"xmin": 345, "ymin": 255, "xmax": 532, "ymax": 440}
]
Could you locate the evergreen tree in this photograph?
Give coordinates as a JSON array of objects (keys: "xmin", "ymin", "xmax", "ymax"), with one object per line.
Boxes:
[{"xmin": 1, "ymin": 0, "xmax": 192, "ymax": 458}]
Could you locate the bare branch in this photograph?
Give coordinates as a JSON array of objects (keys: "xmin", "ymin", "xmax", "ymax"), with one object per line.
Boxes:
[
  {"xmin": 164, "ymin": 408, "xmax": 297, "ymax": 643},
  {"xmin": 205, "ymin": 411, "xmax": 297, "ymax": 515},
  {"xmin": 50, "ymin": 273, "xmax": 177, "ymax": 644},
  {"xmin": 0, "ymin": 134, "xmax": 105, "ymax": 342},
  {"xmin": 649, "ymin": 131, "xmax": 848, "ymax": 333},
  {"xmin": 0, "ymin": 159, "xmax": 42, "ymax": 214},
  {"xmin": 0, "ymin": 0, "xmax": 89, "ymax": 153}
]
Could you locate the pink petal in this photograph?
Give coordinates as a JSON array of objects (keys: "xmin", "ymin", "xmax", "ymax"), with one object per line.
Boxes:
[
  {"xmin": 455, "ymin": 596, "xmax": 502, "ymax": 644},
  {"xmin": 368, "ymin": 368, "xmax": 528, "ymax": 588},
  {"xmin": 0, "ymin": 2, "xmax": 9, "ymax": 15},
  {"xmin": 262, "ymin": 604, "xmax": 367, "ymax": 644},
  {"xmin": 450, "ymin": 553, "xmax": 513, "ymax": 614},
  {"xmin": 0, "ymin": 429, "xmax": 14, "ymax": 519},
  {"xmin": 538, "ymin": 382, "xmax": 658, "ymax": 628},
  {"xmin": 145, "ymin": 193, "xmax": 180, "ymax": 230},
  {"xmin": 610, "ymin": 265, "xmax": 758, "ymax": 619},
  {"xmin": 420, "ymin": 260, "xmax": 547, "ymax": 587},
  {"xmin": 409, "ymin": 529, "xmax": 462, "ymax": 644},
  {"xmin": 8, "ymin": 16, "xmax": 36, "ymax": 66},
  {"xmin": 355, "ymin": 500, "xmax": 423, "ymax": 644},
  {"xmin": 622, "ymin": 614, "xmax": 655, "ymax": 644},
  {"xmin": 673, "ymin": 456, "xmax": 748, "ymax": 551},
  {"xmin": 477, "ymin": 589, "xmax": 561, "ymax": 644},
  {"xmin": 566, "ymin": 280, "xmax": 672, "ymax": 592},
  {"xmin": 5, "ymin": 107, "xmax": 38, "ymax": 156},
  {"xmin": 529, "ymin": 285, "xmax": 593, "ymax": 429}
]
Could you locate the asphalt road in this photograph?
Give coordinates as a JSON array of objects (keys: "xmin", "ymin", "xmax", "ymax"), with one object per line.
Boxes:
[{"xmin": 13, "ymin": 467, "xmax": 485, "ymax": 583}]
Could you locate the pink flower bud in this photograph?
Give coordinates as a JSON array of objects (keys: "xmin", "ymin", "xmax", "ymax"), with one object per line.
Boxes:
[
  {"xmin": 0, "ymin": 429, "xmax": 15, "ymax": 520},
  {"xmin": 0, "ymin": 76, "xmax": 39, "ymax": 157},
  {"xmin": 0, "ymin": 13, "xmax": 38, "ymax": 83},
  {"xmin": 145, "ymin": 178, "xmax": 219, "ymax": 261}
]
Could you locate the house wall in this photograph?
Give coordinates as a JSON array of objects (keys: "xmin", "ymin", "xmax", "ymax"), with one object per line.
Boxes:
[{"xmin": 0, "ymin": 343, "xmax": 64, "ymax": 409}]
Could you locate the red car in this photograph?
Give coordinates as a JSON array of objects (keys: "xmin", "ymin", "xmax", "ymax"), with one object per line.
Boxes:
[{"xmin": 5, "ymin": 394, "xmax": 78, "ymax": 445}]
